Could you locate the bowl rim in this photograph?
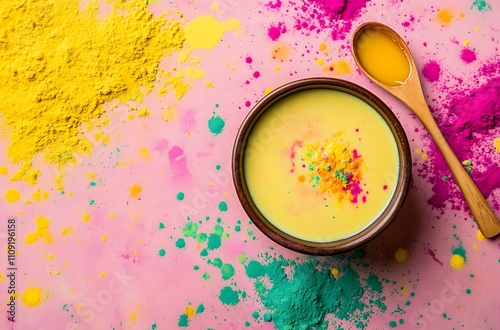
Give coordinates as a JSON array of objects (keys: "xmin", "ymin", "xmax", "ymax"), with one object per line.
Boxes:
[{"xmin": 232, "ymin": 77, "xmax": 411, "ymax": 255}]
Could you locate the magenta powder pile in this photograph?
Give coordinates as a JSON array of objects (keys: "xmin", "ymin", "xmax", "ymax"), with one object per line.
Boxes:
[
  {"xmin": 267, "ymin": 0, "xmax": 370, "ymax": 41},
  {"xmin": 426, "ymin": 61, "xmax": 500, "ymax": 212}
]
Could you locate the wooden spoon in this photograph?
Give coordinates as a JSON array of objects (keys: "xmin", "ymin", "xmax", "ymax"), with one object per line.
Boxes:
[{"xmin": 351, "ymin": 22, "xmax": 500, "ymax": 238}]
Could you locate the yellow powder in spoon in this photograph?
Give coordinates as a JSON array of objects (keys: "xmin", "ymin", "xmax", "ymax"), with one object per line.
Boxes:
[{"xmin": 0, "ymin": 0, "xmax": 185, "ymax": 183}]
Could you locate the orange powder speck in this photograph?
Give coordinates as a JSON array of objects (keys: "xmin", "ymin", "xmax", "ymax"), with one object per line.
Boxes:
[
  {"xmin": 329, "ymin": 60, "xmax": 351, "ymax": 75},
  {"xmin": 319, "ymin": 43, "xmax": 327, "ymax": 51},
  {"xmin": 450, "ymin": 254, "xmax": 465, "ymax": 269},
  {"xmin": 130, "ymin": 185, "xmax": 142, "ymax": 199},
  {"xmin": 394, "ymin": 248, "xmax": 408, "ymax": 262},
  {"xmin": 48, "ymin": 253, "xmax": 55, "ymax": 260},
  {"xmin": 185, "ymin": 305, "xmax": 196, "ymax": 318},
  {"xmin": 275, "ymin": 66, "xmax": 281, "ymax": 71},
  {"xmin": 437, "ymin": 8, "xmax": 454, "ymax": 26},
  {"xmin": 101, "ymin": 236, "xmax": 108, "ymax": 242},
  {"xmin": 330, "ymin": 268, "xmax": 339, "ymax": 276},
  {"xmin": 5, "ymin": 189, "xmax": 21, "ymax": 203},
  {"xmin": 271, "ymin": 43, "xmax": 289, "ymax": 60},
  {"xmin": 109, "ymin": 213, "xmax": 115, "ymax": 219},
  {"xmin": 206, "ymin": 81, "xmax": 213, "ymax": 88},
  {"xmin": 101, "ymin": 272, "xmax": 106, "ymax": 277},
  {"xmin": 297, "ymin": 175, "xmax": 306, "ymax": 183},
  {"xmin": 317, "ymin": 59, "xmax": 325, "ymax": 66}
]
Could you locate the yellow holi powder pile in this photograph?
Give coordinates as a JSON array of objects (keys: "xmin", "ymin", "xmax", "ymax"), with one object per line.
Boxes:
[
  {"xmin": 5, "ymin": 189, "xmax": 21, "ymax": 203},
  {"xmin": 449, "ymin": 254, "xmax": 465, "ymax": 269},
  {"xmin": 0, "ymin": 0, "xmax": 186, "ymax": 183},
  {"xmin": 436, "ymin": 8, "xmax": 454, "ymax": 26},
  {"xmin": 185, "ymin": 15, "xmax": 240, "ymax": 49},
  {"xmin": 22, "ymin": 288, "xmax": 42, "ymax": 307},
  {"xmin": 25, "ymin": 216, "xmax": 54, "ymax": 244}
]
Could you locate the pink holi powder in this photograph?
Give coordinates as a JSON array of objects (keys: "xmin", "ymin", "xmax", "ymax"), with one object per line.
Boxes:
[
  {"xmin": 289, "ymin": 140, "xmax": 304, "ymax": 172},
  {"xmin": 245, "ymin": 100, "xmax": 251, "ymax": 107},
  {"xmin": 422, "ymin": 60, "xmax": 441, "ymax": 82},
  {"xmin": 168, "ymin": 146, "xmax": 191, "ymax": 179},
  {"xmin": 290, "ymin": 0, "xmax": 370, "ymax": 40},
  {"xmin": 426, "ymin": 64, "xmax": 500, "ymax": 212},
  {"xmin": 266, "ymin": 0, "xmax": 282, "ymax": 9},
  {"xmin": 268, "ymin": 22, "xmax": 287, "ymax": 41},
  {"xmin": 460, "ymin": 48, "xmax": 477, "ymax": 63},
  {"xmin": 427, "ymin": 249, "xmax": 443, "ymax": 266},
  {"xmin": 245, "ymin": 56, "xmax": 253, "ymax": 64},
  {"xmin": 253, "ymin": 71, "xmax": 260, "ymax": 78}
]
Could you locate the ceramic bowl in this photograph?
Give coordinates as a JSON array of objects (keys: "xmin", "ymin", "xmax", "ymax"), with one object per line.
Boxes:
[{"xmin": 232, "ymin": 77, "xmax": 411, "ymax": 255}]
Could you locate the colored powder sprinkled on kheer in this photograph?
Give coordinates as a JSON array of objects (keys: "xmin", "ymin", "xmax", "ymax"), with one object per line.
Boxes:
[
  {"xmin": 0, "ymin": 0, "xmax": 187, "ymax": 183},
  {"xmin": 245, "ymin": 89, "xmax": 399, "ymax": 242}
]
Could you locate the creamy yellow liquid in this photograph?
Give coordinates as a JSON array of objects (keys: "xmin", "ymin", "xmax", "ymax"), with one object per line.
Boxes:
[
  {"xmin": 356, "ymin": 29, "xmax": 410, "ymax": 86},
  {"xmin": 244, "ymin": 89, "xmax": 399, "ymax": 242}
]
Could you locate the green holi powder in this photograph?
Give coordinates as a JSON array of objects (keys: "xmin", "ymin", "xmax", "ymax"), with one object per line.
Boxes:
[
  {"xmin": 210, "ymin": 258, "xmax": 223, "ymax": 268},
  {"xmin": 247, "ymin": 256, "xmax": 387, "ymax": 329},
  {"xmin": 354, "ymin": 249, "xmax": 366, "ymax": 259},
  {"xmin": 194, "ymin": 265, "xmax": 199, "ymax": 270},
  {"xmin": 200, "ymin": 248, "xmax": 208, "ymax": 256},
  {"xmin": 159, "ymin": 222, "xmax": 165, "ymax": 229},
  {"xmin": 219, "ymin": 286, "xmax": 240, "ymax": 305},
  {"xmin": 218, "ymin": 201, "xmax": 228, "ymax": 212},
  {"xmin": 158, "ymin": 249, "xmax": 166, "ymax": 257},
  {"xmin": 178, "ymin": 314, "xmax": 189, "ymax": 327},
  {"xmin": 471, "ymin": 0, "xmax": 492, "ymax": 11},
  {"xmin": 214, "ymin": 224, "xmax": 224, "ymax": 235},
  {"xmin": 252, "ymin": 311, "xmax": 260, "ymax": 319},
  {"xmin": 207, "ymin": 233, "xmax": 222, "ymax": 250},
  {"xmin": 466, "ymin": 289, "xmax": 471, "ymax": 294},
  {"xmin": 220, "ymin": 263, "xmax": 235, "ymax": 280},
  {"xmin": 151, "ymin": 323, "xmax": 157, "ymax": 330},
  {"xmin": 90, "ymin": 181, "xmax": 96, "ymax": 186},
  {"xmin": 208, "ymin": 115, "xmax": 225, "ymax": 135},
  {"xmin": 244, "ymin": 321, "xmax": 250, "ymax": 327},
  {"xmin": 399, "ymin": 319, "xmax": 404, "ymax": 324},
  {"xmin": 183, "ymin": 222, "xmax": 198, "ymax": 237},
  {"xmin": 442, "ymin": 313, "xmax": 447, "ymax": 318},
  {"xmin": 176, "ymin": 238, "xmax": 186, "ymax": 249},
  {"xmin": 389, "ymin": 320, "xmax": 397, "ymax": 328},
  {"xmin": 176, "ymin": 192, "xmax": 185, "ymax": 201},
  {"xmin": 235, "ymin": 225, "xmax": 241, "ymax": 232},
  {"xmin": 89, "ymin": 199, "xmax": 95, "ymax": 205},
  {"xmin": 197, "ymin": 233, "xmax": 208, "ymax": 243},
  {"xmin": 216, "ymin": 164, "xmax": 221, "ymax": 170},
  {"xmin": 202, "ymin": 272, "xmax": 210, "ymax": 280},
  {"xmin": 246, "ymin": 260, "xmax": 265, "ymax": 278},
  {"xmin": 237, "ymin": 253, "xmax": 248, "ymax": 263},
  {"xmin": 196, "ymin": 304, "xmax": 205, "ymax": 313},
  {"xmin": 366, "ymin": 274, "xmax": 382, "ymax": 293}
]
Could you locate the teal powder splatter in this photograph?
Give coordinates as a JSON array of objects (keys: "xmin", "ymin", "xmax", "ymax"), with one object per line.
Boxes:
[
  {"xmin": 176, "ymin": 238, "xmax": 186, "ymax": 249},
  {"xmin": 471, "ymin": 0, "xmax": 492, "ymax": 11},
  {"xmin": 218, "ymin": 201, "xmax": 228, "ymax": 212},
  {"xmin": 216, "ymin": 164, "xmax": 221, "ymax": 170},
  {"xmin": 196, "ymin": 304, "xmax": 205, "ymax": 313},
  {"xmin": 197, "ymin": 233, "xmax": 208, "ymax": 243},
  {"xmin": 245, "ymin": 321, "xmax": 250, "ymax": 327},
  {"xmin": 247, "ymin": 257, "xmax": 386, "ymax": 329},
  {"xmin": 452, "ymin": 245, "xmax": 467, "ymax": 261},
  {"xmin": 159, "ymin": 222, "xmax": 165, "ymax": 229},
  {"xmin": 252, "ymin": 311, "xmax": 260, "ymax": 319},
  {"xmin": 176, "ymin": 192, "xmax": 185, "ymax": 201},
  {"xmin": 389, "ymin": 320, "xmax": 397, "ymax": 328},
  {"xmin": 220, "ymin": 263, "xmax": 235, "ymax": 280},
  {"xmin": 466, "ymin": 289, "xmax": 471, "ymax": 294},
  {"xmin": 208, "ymin": 115, "xmax": 225, "ymax": 135},
  {"xmin": 152, "ymin": 323, "xmax": 157, "ymax": 330},
  {"xmin": 207, "ymin": 233, "xmax": 222, "ymax": 250},
  {"xmin": 219, "ymin": 286, "xmax": 240, "ymax": 305},
  {"xmin": 178, "ymin": 314, "xmax": 188, "ymax": 327},
  {"xmin": 158, "ymin": 249, "xmax": 166, "ymax": 257},
  {"xmin": 366, "ymin": 274, "xmax": 383, "ymax": 293}
]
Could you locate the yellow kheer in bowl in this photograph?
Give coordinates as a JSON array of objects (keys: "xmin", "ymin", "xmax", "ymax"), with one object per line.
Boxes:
[{"xmin": 232, "ymin": 78, "xmax": 411, "ymax": 255}]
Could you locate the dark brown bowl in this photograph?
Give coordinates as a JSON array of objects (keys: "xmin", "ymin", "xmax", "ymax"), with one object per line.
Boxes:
[{"xmin": 232, "ymin": 77, "xmax": 411, "ymax": 255}]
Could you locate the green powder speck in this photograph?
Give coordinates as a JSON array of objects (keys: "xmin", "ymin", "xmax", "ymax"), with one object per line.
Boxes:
[
  {"xmin": 176, "ymin": 192, "xmax": 185, "ymax": 201},
  {"xmin": 207, "ymin": 233, "xmax": 222, "ymax": 250},
  {"xmin": 442, "ymin": 313, "xmax": 447, "ymax": 318},
  {"xmin": 216, "ymin": 164, "xmax": 221, "ymax": 170},
  {"xmin": 264, "ymin": 313, "xmax": 272, "ymax": 322},
  {"xmin": 197, "ymin": 233, "xmax": 208, "ymax": 243},
  {"xmin": 208, "ymin": 115, "xmax": 225, "ymax": 135},
  {"xmin": 235, "ymin": 225, "xmax": 241, "ymax": 232},
  {"xmin": 158, "ymin": 249, "xmax": 166, "ymax": 257},
  {"xmin": 389, "ymin": 320, "xmax": 397, "ymax": 328},
  {"xmin": 178, "ymin": 314, "xmax": 188, "ymax": 327},
  {"xmin": 245, "ymin": 322, "xmax": 250, "ymax": 327},
  {"xmin": 218, "ymin": 201, "xmax": 228, "ymax": 212},
  {"xmin": 471, "ymin": 0, "xmax": 492, "ymax": 11},
  {"xmin": 183, "ymin": 222, "xmax": 198, "ymax": 237},
  {"xmin": 221, "ymin": 263, "xmax": 235, "ymax": 280},
  {"xmin": 219, "ymin": 286, "xmax": 240, "ymax": 305},
  {"xmin": 252, "ymin": 311, "xmax": 260, "ymax": 319},
  {"xmin": 466, "ymin": 289, "xmax": 471, "ymax": 294},
  {"xmin": 194, "ymin": 265, "xmax": 199, "ymax": 270},
  {"xmin": 246, "ymin": 260, "xmax": 265, "ymax": 278},
  {"xmin": 196, "ymin": 304, "xmax": 205, "ymax": 313},
  {"xmin": 202, "ymin": 272, "xmax": 210, "ymax": 280},
  {"xmin": 176, "ymin": 238, "xmax": 186, "ymax": 249},
  {"xmin": 366, "ymin": 274, "xmax": 382, "ymax": 293},
  {"xmin": 238, "ymin": 253, "xmax": 248, "ymax": 263},
  {"xmin": 159, "ymin": 222, "xmax": 165, "ymax": 229},
  {"xmin": 399, "ymin": 319, "xmax": 404, "ymax": 324},
  {"xmin": 452, "ymin": 245, "xmax": 467, "ymax": 261},
  {"xmin": 200, "ymin": 248, "xmax": 208, "ymax": 256},
  {"xmin": 152, "ymin": 323, "xmax": 157, "ymax": 330}
]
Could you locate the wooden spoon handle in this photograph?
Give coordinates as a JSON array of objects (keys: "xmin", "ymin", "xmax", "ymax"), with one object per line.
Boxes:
[{"xmin": 415, "ymin": 104, "xmax": 500, "ymax": 238}]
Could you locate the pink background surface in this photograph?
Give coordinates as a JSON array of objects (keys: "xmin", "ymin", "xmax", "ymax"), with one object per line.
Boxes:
[{"xmin": 1, "ymin": 0, "xmax": 499, "ymax": 329}]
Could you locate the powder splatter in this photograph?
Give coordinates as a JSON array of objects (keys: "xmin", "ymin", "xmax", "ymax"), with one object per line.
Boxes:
[
  {"xmin": 0, "ymin": 1, "xmax": 186, "ymax": 182},
  {"xmin": 291, "ymin": 0, "xmax": 370, "ymax": 41},
  {"xmin": 436, "ymin": 9, "xmax": 454, "ymax": 26},
  {"xmin": 5, "ymin": 189, "xmax": 21, "ymax": 203},
  {"xmin": 422, "ymin": 60, "xmax": 441, "ymax": 82},
  {"xmin": 460, "ymin": 48, "xmax": 477, "ymax": 63},
  {"xmin": 176, "ymin": 192, "xmax": 185, "ymax": 201},
  {"xmin": 394, "ymin": 248, "xmax": 408, "ymax": 262},
  {"xmin": 218, "ymin": 201, "xmax": 228, "ymax": 212},
  {"xmin": 299, "ymin": 135, "xmax": 365, "ymax": 203},
  {"xmin": 25, "ymin": 216, "xmax": 54, "ymax": 244},
  {"xmin": 427, "ymin": 249, "xmax": 443, "ymax": 266},
  {"xmin": 268, "ymin": 22, "xmax": 287, "ymax": 41},
  {"xmin": 471, "ymin": 0, "xmax": 492, "ymax": 11},
  {"xmin": 185, "ymin": 15, "xmax": 240, "ymax": 49},
  {"xmin": 208, "ymin": 115, "xmax": 226, "ymax": 135},
  {"xmin": 130, "ymin": 185, "xmax": 142, "ymax": 199},
  {"xmin": 176, "ymin": 238, "xmax": 186, "ymax": 249},
  {"xmin": 247, "ymin": 256, "xmax": 386, "ymax": 329},
  {"xmin": 426, "ymin": 70, "xmax": 500, "ymax": 211},
  {"xmin": 219, "ymin": 286, "xmax": 240, "ymax": 305},
  {"xmin": 22, "ymin": 288, "xmax": 42, "ymax": 307}
]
